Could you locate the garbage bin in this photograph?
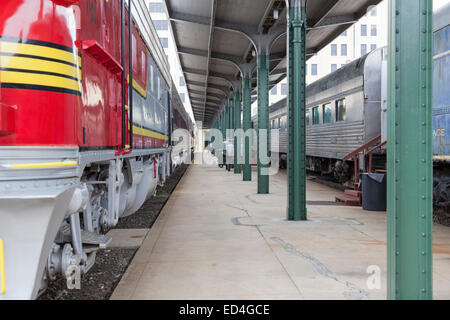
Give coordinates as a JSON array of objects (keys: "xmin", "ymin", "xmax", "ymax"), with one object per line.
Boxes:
[{"xmin": 361, "ymin": 173, "xmax": 386, "ymax": 211}]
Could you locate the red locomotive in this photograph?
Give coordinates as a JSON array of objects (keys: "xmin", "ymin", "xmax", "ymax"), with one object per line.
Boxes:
[{"xmin": 0, "ymin": 0, "xmax": 192, "ymax": 299}]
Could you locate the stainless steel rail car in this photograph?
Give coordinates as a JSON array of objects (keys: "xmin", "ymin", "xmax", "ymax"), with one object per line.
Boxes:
[{"xmin": 254, "ymin": 47, "xmax": 387, "ymax": 181}]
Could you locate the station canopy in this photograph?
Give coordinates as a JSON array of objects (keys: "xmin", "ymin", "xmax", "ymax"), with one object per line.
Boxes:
[{"xmin": 165, "ymin": 0, "xmax": 382, "ymax": 127}]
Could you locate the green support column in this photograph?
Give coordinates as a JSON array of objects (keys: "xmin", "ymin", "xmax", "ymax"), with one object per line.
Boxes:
[
  {"xmin": 221, "ymin": 112, "xmax": 225, "ymax": 140},
  {"xmin": 387, "ymin": 0, "xmax": 433, "ymax": 300},
  {"xmin": 230, "ymin": 97, "xmax": 234, "ymax": 132},
  {"xmin": 234, "ymin": 91, "xmax": 242, "ymax": 174},
  {"xmin": 227, "ymin": 102, "xmax": 230, "ymax": 132},
  {"xmin": 257, "ymin": 54, "xmax": 269, "ymax": 194},
  {"xmin": 242, "ymin": 76, "xmax": 252, "ymax": 181},
  {"xmin": 287, "ymin": 1, "xmax": 307, "ymax": 221}
]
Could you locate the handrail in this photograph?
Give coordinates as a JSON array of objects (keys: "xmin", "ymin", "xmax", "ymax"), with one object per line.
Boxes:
[
  {"xmin": 368, "ymin": 140, "xmax": 387, "ymax": 173},
  {"xmin": 342, "ymin": 135, "xmax": 381, "ymax": 161},
  {"xmin": 367, "ymin": 140, "xmax": 387, "ymax": 155},
  {"xmin": 342, "ymin": 135, "xmax": 382, "ymax": 190}
]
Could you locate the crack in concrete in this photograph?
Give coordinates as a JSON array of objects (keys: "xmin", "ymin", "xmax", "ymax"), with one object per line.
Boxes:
[
  {"xmin": 231, "ymin": 216, "xmax": 261, "ymax": 227},
  {"xmin": 226, "ymin": 203, "xmax": 304, "ymax": 298},
  {"xmin": 270, "ymin": 236, "xmax": 368, "ymax": 300},
  {"xmin": 244, "ymin": 193, "xmax": 259, "ymax": 204}
]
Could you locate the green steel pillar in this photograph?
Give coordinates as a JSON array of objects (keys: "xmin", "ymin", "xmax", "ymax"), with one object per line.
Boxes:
[
  {"xmin": 227, "ymin": 102, "xmax": 230, "ymax": 131},
  {"xmin": 234, "ymin": 91, "xmax": 242, "ymax": 174},
  {"xmin": 221, "ymin": 112, "xmax": 225, "ymax": 140},
  {"xmin": 287, "ymin": 1, "xmax": 307, "ymax": 221},
  {"xmin": 257, "ymin": 53, "xmax": 269, "ymax": 194},
  {"xmin": 387, "ymin": 0, "xmax": 433, "ymax": 300},
  {"xmin": 228, "ymin": 98, "xmax": 232, "ymax": 132},
  {"xmin": 242, "ymin": 75, "xmax": 252, "ymax": 181}
]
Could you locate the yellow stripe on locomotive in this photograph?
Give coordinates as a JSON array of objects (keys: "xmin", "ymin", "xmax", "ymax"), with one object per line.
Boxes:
[{"xmin": 0, "ymin": 38, "xmax": 82, "ymax": 96}]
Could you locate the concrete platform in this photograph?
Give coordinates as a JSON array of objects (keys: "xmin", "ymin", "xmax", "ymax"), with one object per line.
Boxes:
[
  {"xmin": 111, "ymin": 164, "xmax": 450, "ymax": 300},
  {"xmin": 106, "ymin": 229, "xmax": 149, "ymax": 248}
]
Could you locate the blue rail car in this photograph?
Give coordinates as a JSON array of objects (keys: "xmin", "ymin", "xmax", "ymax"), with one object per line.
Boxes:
[{"xmin": 433, "ymin": 4, "xmax": 450, "ymax": 161}]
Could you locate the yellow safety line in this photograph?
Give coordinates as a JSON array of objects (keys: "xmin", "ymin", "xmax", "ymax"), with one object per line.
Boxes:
[
  {"xmin": 0, "ymin": 40, "xmax": 82, "ymax": 66},
  {"xmin": 133, "ymin": 126, "xmax": 167, "ymax": 140},
  {"xmin": 11, "ymin": 161, "xmax": 78, "ymax": 169},
  {"xmin": 0, "ymin": 70, "xmax": 81, "ymax": 92},
  {"xmin": 433, "ymin": 155, "xmax": 450, "ymax": 160},
  {"xmin": 0, "ymin": 55, "xmax": 81, "ymax": 80},
  {"xmin": 433, "ymin": 49, "xmax": 450, "ymax": 60},
  {"xmin": 127, "ymin": 74, "xmax": 148, "ymax": 98},
  {"xmin": 0, "ymin": 239, "xmax": 5, "ymax": 295}
]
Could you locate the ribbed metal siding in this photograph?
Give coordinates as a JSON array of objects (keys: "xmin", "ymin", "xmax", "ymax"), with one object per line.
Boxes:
[{"xmin": 306, "ymin": 120, "xmax": 365, "ymax": 159}]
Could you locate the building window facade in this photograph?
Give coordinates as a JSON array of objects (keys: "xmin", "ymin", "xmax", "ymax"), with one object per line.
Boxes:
[
  {"xmin": 271, "ymin": 86, "xmax": 277, "ymax": 95},
  {"xmin": 361, "ymin": 24, "xmax": 367, "ymax": 36},
  {"xmin": 179, "ymin": 76, "xmax": 185, "ymax": 86},
  {"xmin": 361, "ymin": 44, "xmax": 367, "ymax": 56},
  {"xmin": 160, "ymin": 37, "xmax": 169, "ymax": 48},
  {"xmin": 154, "ymin": 20, "xmax": 169, "ymax": 30},
  {"xmin": 371, "ymin": 24, "xmax": 377, "ymax": 36},
  {"xmin": 331, "ymin": 64, "xmax": 337, "ymax": 72},
  {"xmin": 149, "ymin": 3, "xmax": 164, "ymax": 12},
  {"xmin": 311, "ymin": 64, "xmax": 317, "ymax": 75},
  {"xmin": 341, "ymin": 44, "xmax": 347, "ymax": 56},
  {"xmin": 281, "ymin": 83, "xmax": 287, "ymax": 95},
  {"xmin": 331, "ymin": 44, "xmax": 337, "ymax": 56}
]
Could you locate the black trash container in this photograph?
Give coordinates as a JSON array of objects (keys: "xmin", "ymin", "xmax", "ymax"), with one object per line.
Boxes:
[{"xmin": 361, "ymin": 173, "xmax": 386, "ymax": 211}]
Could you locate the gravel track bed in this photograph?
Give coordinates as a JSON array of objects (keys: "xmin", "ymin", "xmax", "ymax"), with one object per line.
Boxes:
[{"xmin": 39, "ymin": 164, "xmax": 189, "ymax": 300}]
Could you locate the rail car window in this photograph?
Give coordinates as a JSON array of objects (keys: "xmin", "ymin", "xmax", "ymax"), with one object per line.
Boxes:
[
  {"xmin": 150, "ymin": 65, "xmax": 154, "ymax": 92},
  {"xmin": 323, "ymin": 103, "xmax": 332, "ymax": 124},
  {"xmin": 157, "ymin": 77, "xmax": 161, "ymax": 100},
  {"xmin": 312, "ymin": 107, "xmax": 320, "ymax": 125},
  {"xmin": 132, "ymin": 34, "xmax": 138, "ymax": 74},
  {"xmin": 306, "ymin": 110, "xmax": 310, "ymax": 125},
  {"xmin": 280, "ymin": 116, "xmax": 286, "ymax": 129},
  {"xmin": 141, "ymin": 51, "xmax": 147, "ymax": 84},
  {"xmin": 335, "ymin": 99, "xmax": 346, "ymax": 122}
]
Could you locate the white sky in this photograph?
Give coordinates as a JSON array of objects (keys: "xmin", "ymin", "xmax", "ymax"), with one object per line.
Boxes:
[{"xmin": 434, "ymin": 0, "xmax": 450, "ymax": 11}]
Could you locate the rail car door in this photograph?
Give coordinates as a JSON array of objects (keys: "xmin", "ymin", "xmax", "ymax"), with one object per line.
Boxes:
[{"xmin": 78, "ymin": 0, "xmax": 123, "ymax": 149}]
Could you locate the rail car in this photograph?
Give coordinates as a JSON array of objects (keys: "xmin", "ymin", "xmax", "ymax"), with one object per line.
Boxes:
[
  {"xmin": 260, "ymin": 46, "xmax": 386, "ymax": 182},
  {"xmin": 258, "ymin": 4, "xmax": 449, "ymax": 207},
  {"xmin": 171, "ymin": 84, "xmax": 194, "ymax": 167},
  {"xmin": 0, "ymin": 0, "xmax": 192, "ymax": 299}
]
